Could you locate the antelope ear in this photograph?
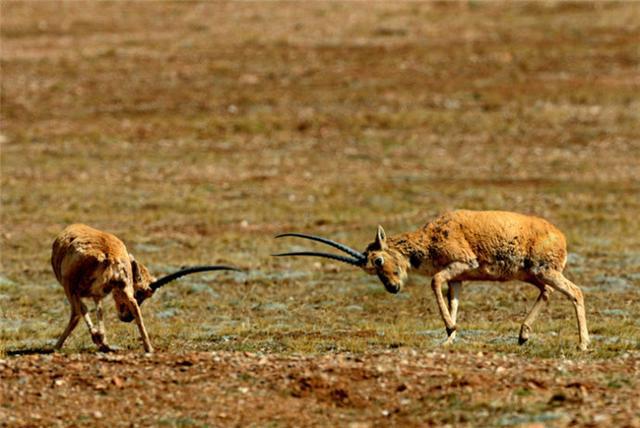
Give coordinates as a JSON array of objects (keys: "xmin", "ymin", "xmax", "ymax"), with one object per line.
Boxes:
[
  {"xmin": 375, "ymin": 225, "xmax": 388, "ymax": 250},
  {"xmin": 129, "ymin": 254, "xmax": 142, "ymax": 283}
]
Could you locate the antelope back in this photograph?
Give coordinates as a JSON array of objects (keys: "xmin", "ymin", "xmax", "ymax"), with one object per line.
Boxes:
[
  {"xmin": 423, "ymin": 210, "xmax": 568, "ymax": 272},
  {"xmin": 52, "ymin": 224, "xmax": 132, "ymax": 296}
]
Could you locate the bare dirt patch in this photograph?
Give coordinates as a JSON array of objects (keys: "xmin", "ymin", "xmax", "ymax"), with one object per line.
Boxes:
[{"xmin": 2, "ymin": 350, "xmax": 639, "ymax": 427}]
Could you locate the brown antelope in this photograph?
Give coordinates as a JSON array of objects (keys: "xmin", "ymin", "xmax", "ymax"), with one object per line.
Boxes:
[
  {"xmin": 274, "ymin": 210, "xmax": 590, "ymax": 350},
  {"xmin": 52, "ymin": 224, "xmax": 240, "ymax": 353}
]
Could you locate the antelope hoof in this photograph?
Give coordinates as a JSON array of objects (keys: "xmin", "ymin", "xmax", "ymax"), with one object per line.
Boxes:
[
  {"xmin": 578, "ymin": 341, "xmax": 590, "ymax": 352},
  {"xmin": 519, "ymin": 325, "xmax": 531, "ymax": 345},
  {"xmin": 97, "ymin": 343, "xmax": 115, "ymax": 353},
  {"xmin": 91, "ymin": 330, "xmax": 105, "ymax": 346},
  {"xmin": 443, "ymin": 330, "xmax": 457, "ymax": 346}
]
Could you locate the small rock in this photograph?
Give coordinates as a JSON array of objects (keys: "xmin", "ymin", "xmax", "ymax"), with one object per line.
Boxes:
[
  {"xmin": 348, "ymin": 423, "xmax": 371, "ymax": 428},
  {"xmin": 111, "ymin": 376, "xmax": 124, "ymax": 387},
  {"xmin": 593, "ymin": 414, "xmax": 610, "ymax": 424}
]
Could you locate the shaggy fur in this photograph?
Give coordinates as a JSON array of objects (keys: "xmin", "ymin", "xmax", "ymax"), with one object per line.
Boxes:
[
  {"xmin": 361, "ymin": 210, "xmax": 590, "ymax": 349},
  {"xmin": 52, "ymin": 224, "xmax": 156, "ymax": 353}
]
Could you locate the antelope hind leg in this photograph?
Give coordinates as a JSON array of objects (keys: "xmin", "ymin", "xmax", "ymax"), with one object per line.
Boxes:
[
  {"xmin": 54, "ymin": 303, "xmax": 81, "ymax": 350},
  {"xmin": 535, "ymin": 269, "xmax": 590, "ymax": 350}
]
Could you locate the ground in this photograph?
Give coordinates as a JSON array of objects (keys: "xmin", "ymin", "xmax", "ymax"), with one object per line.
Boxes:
[
  {"xmin": 2, "ymin": 351, "xmax": 639, "ymax": 427},
  {"xmin": 1, "ymin": 2, "xmax": 639, "ymax": 427}
]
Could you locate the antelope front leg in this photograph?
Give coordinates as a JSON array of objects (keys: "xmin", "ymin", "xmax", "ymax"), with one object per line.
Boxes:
[
  {"xmin": 445, "ymin": 281, "xmax": 462, "ymax": 345},
  {"xmin": 78, "ymin": 300, "xmax": 108, "ymax": 352},
  {"xmin": 129, "ymin": 300, "xmax": 153, "ymax": 353},
  {"xmin": 92, "ymin": 298, "xmax": 113, "ymax": 352},
  {"xmin": 113, "ymin": 288, "xmax": 153, "ymax": 353},
  {"xmin": 122, "ymin": 293, "xmax": 154, "ymax": 353},
  {"xmin": 74, "ymin": 297, "xmax": 104, "ymax": 351},
  {"xmin": 432, "ymin": 262, "xmax": 476, "ymax": 345},
  {"xmin": 519, "ymin": 284, "xmax": 552, "ymax": 345}
]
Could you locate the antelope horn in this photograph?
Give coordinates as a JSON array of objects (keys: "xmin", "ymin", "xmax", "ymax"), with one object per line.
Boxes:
[
  {"xmin": 272, "ymin": 251, "xmax": 364, "ymax": 266},
  {"xmin": 275, "ymin": 233, "xmax": 366, "ymax": 262},
  {"xmin": 149, "ymin": 265, "xmax": 242, "ymax": 291}
]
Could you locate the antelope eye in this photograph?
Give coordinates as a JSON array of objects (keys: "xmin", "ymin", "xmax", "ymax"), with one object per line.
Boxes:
[{"xmin": 374, "ymin": 256, "xmax": 384, "ymax": 267}]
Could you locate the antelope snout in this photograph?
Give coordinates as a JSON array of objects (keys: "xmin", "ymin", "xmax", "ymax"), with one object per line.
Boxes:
[
  {"xmin": 384, "ymin": 283, "xmax": 401, "ymax": 294},
  {"xmin": 377, "ymin": 271, "xmax": 404, "ymax": 294},
  {"xmin": 379, "ymin": 276, "xmax": 401, "ymax": 294},
  {"xmin": 118, "ymin": 310, "xmax": 135, "ymax": 323}
]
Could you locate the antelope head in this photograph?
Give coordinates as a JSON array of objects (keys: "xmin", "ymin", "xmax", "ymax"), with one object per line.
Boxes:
[
  {"xmin": 274, "ymin": 226, "xmax": 410, "ymax": 294},
  {"xmin": 116, "ymin": 255, "xmax": 241, "ymax": 323}
]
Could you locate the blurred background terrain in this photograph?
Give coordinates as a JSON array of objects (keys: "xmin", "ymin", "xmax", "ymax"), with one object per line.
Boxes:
[{"xmin": 1, "ymin": 2, "xmax": 639, "ymax": 426}]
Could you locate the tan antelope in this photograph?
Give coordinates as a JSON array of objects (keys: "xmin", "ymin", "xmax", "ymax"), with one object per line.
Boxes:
[
  {"xmin": 52, "ymin": 224, "xmax": 240, "ymax": 353},
  {"xmin": 274, "ymin": 210, "xmax": 590, "ymax": 350}
]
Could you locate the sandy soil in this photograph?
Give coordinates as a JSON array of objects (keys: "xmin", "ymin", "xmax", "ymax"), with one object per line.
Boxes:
[{"xmin": 2, "ymin": 350, "xmax": 639, "ymax": 427}]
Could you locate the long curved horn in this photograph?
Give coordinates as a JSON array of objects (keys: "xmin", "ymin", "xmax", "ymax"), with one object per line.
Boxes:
[
  {"xmin": 149, "ymin": 265, "xmax": 242, "ymax": 291},
  {"xmin": 272, "ymin": 251, "xmax": 364, "ymax": 266},
  {"xmin": 275, "ymin": 233, "xmax": 365, "ymax": 262}
]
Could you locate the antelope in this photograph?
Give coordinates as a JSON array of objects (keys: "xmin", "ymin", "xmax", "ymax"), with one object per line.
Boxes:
[
  {"xmin": 274, "ymin": 210, "xmax": 590, "ymax": 350},
  {"xmin": 52, "ymin": 224, "xmax": 240, "ymax": 353}
]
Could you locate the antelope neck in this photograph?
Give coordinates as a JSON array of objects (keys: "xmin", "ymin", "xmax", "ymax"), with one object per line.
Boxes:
[{"xmin": 388, "ymin": 232, "xmax": 426, "ymax": 268}]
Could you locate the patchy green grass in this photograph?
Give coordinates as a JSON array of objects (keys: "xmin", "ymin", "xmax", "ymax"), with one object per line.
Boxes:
[{"xmin": 1, "ymin": 1, "xmax": 639, "ymax": 425}]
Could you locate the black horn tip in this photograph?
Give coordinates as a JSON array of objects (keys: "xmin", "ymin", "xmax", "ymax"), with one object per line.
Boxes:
[
  {"xmin": 275, "ymin": 233, "xmax": 295, "ymax": 239},
  {"xmin": 149, "ymin": 264, "xmax": 245, "ymax": 291},
  {"xmin": 185, "ymin": 265, "xmax": 243, "ymax": 272},
  {"xmin": 273, "ymin": 232, "xmax": 366, "ymax": 261},
  {"xmin": 179, "ymin": 264, "xmax": 241, "ymax": 269},
  {"xmin": 217, "ymin": 265, "xmax": 244, "ymax": 272},
  {"xmin": 271, "ymin": 252, "xmax": 306, "ymax": 258}
]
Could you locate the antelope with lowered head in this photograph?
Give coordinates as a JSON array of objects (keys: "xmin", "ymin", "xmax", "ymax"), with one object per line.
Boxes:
[
  {"xmin": 274, "ymin": 210, "xmax": 590, "ymax": 350},
  {"xmin": 52, "ymin": 224, "xmax": 240, "ymax": 353}
]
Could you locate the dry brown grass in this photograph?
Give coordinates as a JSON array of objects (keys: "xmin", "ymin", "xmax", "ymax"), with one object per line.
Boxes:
[{"xmin": 1, "ymin": 1, "xmax": 639, "ymax": 426}]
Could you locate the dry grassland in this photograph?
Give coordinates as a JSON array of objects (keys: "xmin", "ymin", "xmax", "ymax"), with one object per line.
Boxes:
[{"xmin": 1, "ymin": 2, "xmax": 639, "ymax": 426}]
